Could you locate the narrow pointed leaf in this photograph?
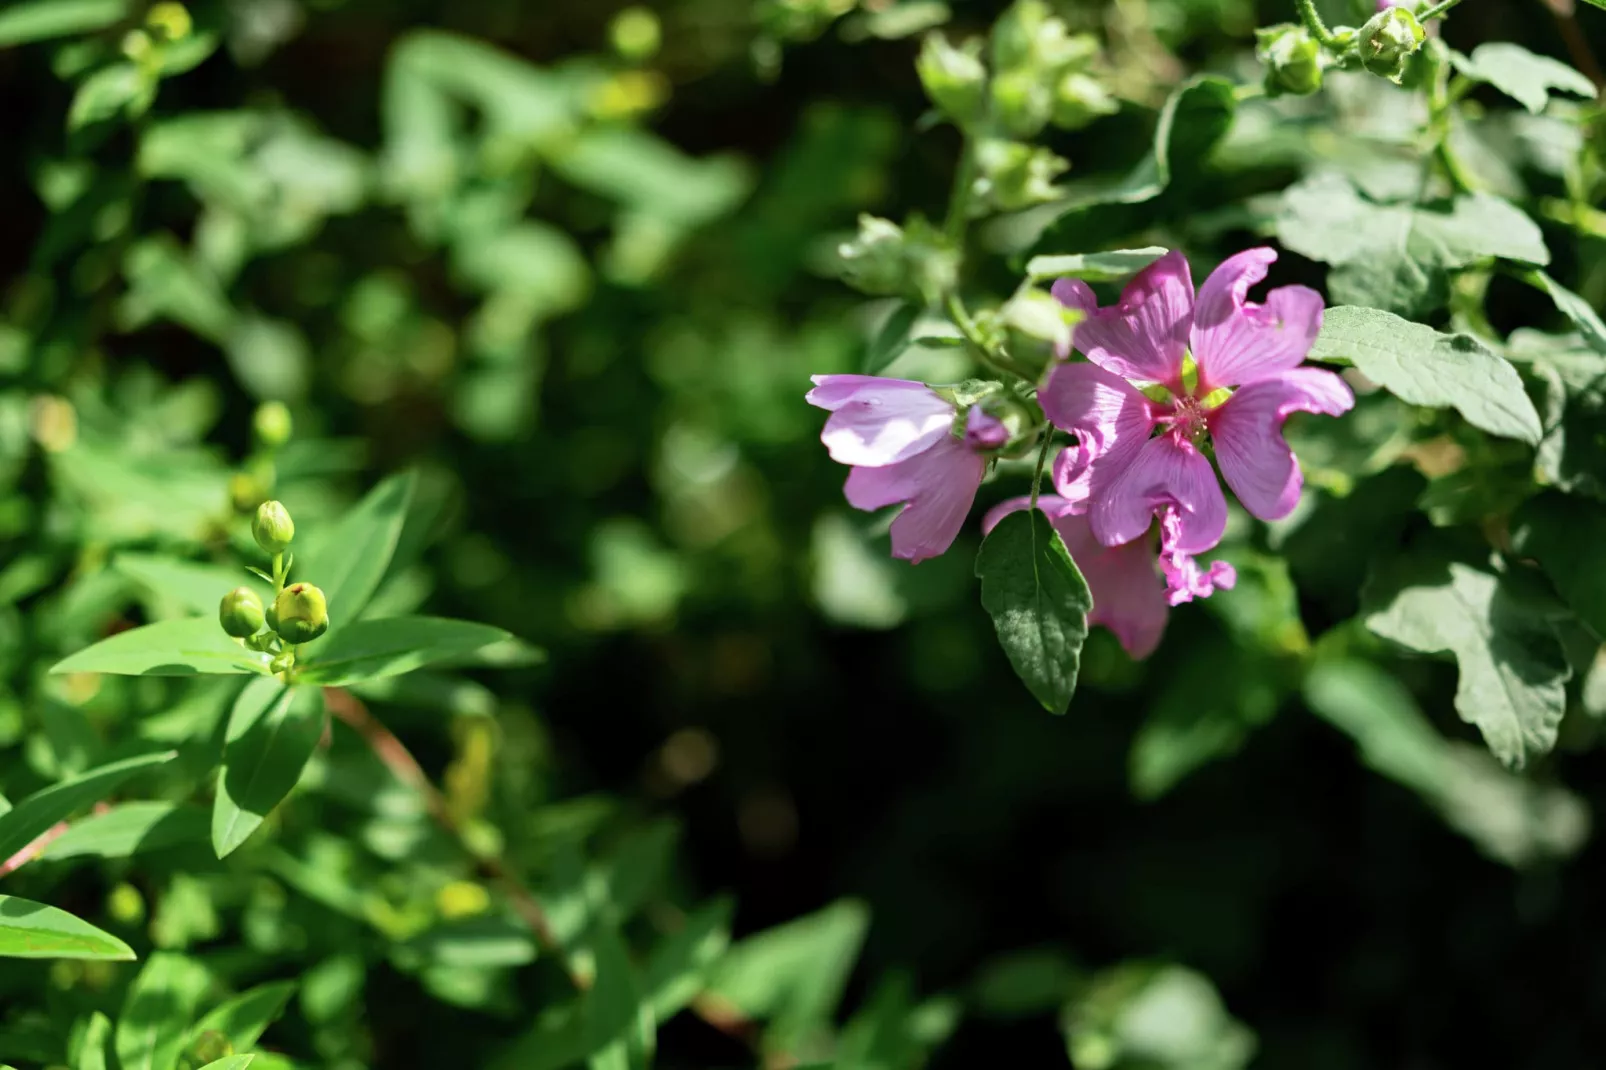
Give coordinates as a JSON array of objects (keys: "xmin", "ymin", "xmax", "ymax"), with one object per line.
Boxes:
[
  {"xmin": 296, "ymin": 616, "xmax": 517, "ymax": 686},
  {"xmin": 0, "ymin": 751, "xmax": 175, "ymax": 863},
  {"xmin": 51, "ymin": 618, "xmax": 273, "ymax": 677},
  {"xmin": 0, "ymin": 897, "xmax": 135, "ymax": 960},
  {"xmin": 116, "ymin": 952, "xmax": 212, "ymax": 1070},
  {"xmin": 41, "ymin": 802, "xmax": 208, "ymax": 862},
  {"xmin": 212, "ymin": 679, "xmax": 326, "ymax": 858},
  {"xmin": 187, "ymin": 981, "xmax": 297, "ymax": 1054},
  {"xmin": 296, "ymin": 472, "xmax": 415, "ymax": 637}
]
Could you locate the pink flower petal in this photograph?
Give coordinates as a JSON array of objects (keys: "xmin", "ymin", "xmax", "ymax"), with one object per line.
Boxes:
[
  {"xmin": 807, "ymin": 374, "xmax": 956, "ymax": 467},
  {"xmin": 1038, "ymin": 361, "xmax": 1155, "ymax": 510},
  {"xmin": 1190, "ymin": 248, "xmax": 1325, "ymax": 391},
  {"xmin": 845, "ymin": 434, "xmax": 985, "ymax": 563},
  {"xmin": 1091, "ymin": 433, "xmax": 1227, "ymax": 552},
  {"xmin": 1052, "ymin": 249, "xmax": 1194, "ymax": 389},
  {"xmin": 1158, "ymin": 506, "xmax": 1238, "ymax": 606},
  {"xmin": 982, "ymin": 494, "xmax": 1168, "ymax": 659},
  {"xmin": 1208, "ymin": 368, "xmax": 1355, "ymax": 521},
  {"xmin": 964, "ymin": 405, "xmax": 1009, "ymax": 450}
]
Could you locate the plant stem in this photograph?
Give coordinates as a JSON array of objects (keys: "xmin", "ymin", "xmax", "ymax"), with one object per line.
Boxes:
[
  {"xmin": 1417, "ymin": 0, "xmax": 1462, "ymax": 21},
  {"xmin": 943, "ymin": 141, "xmax": 978, "ymax": 246},
  {"xmin": 943, "ymin": 291, "xmax": 1038, "ymax": 383},
  {"xmin": 272, "ymin": 552, "xmax": 284, "ymax": 588},
  {"xmin": 1294, "ymin": 0, "xmax": 1343, "ymax": 49},
  {"xmin": 1029, "ymin": 430, "xmax": 1054, "ymax": 509}
]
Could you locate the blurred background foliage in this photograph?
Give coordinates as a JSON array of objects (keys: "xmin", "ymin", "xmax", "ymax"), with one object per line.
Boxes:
[{"xmin": 3, "ymin": 0, "xmax": 1606, "ymax": 1067}]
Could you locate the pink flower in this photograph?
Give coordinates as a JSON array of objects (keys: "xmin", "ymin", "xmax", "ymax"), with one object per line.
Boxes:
[
  {"xmin": 1039, "ymin": 248, "xmax": 1351, "ymax": 603},
  {"xmin": 983, "ymin": 494, "xmax": 1174, "ymax": 659},
  {"xmin": 807, "ymin": 374, "xmax": 1007, "ymax": 563}
]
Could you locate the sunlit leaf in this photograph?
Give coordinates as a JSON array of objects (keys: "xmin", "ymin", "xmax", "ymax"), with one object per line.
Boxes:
[
  {"xmin": 212, "ymin": 679, "xmax": 326, "ymax": 858},
  {"xmin": 40, "ymin": 801, "xmax": 208, "ymax": 861},
  {"xmin": 0, "ymin": 751, "xmax": 175, "ymax": 863},
  {"xmin": 0, "ymin": 897, "xmax": 134, "ymax": 960},
  {"xmin": 116, "ymin": 952, "xmax": 212, "ymax": 1070},
  {"xmin": 297, "ymin": 616, "xmax": 517, "ymax": 686},
  {"xmin": 296, "ymin": 472, "xmax": 415, "ymax": 636},
  {"xmin": 51, "ymin": 618, "xmax": 274, "ymax": 677}
]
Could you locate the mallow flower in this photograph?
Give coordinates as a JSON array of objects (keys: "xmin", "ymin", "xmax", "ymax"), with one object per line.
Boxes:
[
  {"xmin": 1039, "ymin": 248, "xmax": 1352, "ymax": 602},
  {"xmin": 807, "ymin": 374, "xmax": 1008, "ymax": 563},
  {"xmin": 983, "ymin": 494, "xmax": 1170, "ymax": 659}
]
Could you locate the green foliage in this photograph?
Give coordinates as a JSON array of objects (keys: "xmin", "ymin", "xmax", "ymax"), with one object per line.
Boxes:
[{"xmin": 976, "ymin": 509, "xmax": 1092, "ymax": 714}]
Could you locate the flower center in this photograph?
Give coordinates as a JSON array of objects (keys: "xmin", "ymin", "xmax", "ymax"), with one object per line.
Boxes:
[{"xmin": 1162, "ymin": 395, "xmax": 1209, "ymax": 443}]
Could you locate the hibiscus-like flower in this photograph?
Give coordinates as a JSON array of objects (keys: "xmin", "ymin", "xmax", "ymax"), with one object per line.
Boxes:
[
  {"xmin": 1039, "ymin": 248, "xmax": 1352, "ymax": 603},
  {"xmin": 984, "ymin": 494, "xmax": 1170, "ymax": 659},
  {"xmin": 807, "ymin": 375, "xmax": 1008, "ymax": 563}
]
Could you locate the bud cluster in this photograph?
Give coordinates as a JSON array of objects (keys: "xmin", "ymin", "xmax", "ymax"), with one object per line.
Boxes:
[
  {"xmin": 916, "ymin": 0, "xmax": 1119, "ymax": 213},
  {"xmin": 836, "ymin": 214, "xmax": 959, "ymax": 303},
  {"xmin": 1259, "ymin": 0, "xmax": 1429, "ymax": 91},
  {"xmin": 218, "ymin": 500, "xmax": 329, "ymax": 678}
]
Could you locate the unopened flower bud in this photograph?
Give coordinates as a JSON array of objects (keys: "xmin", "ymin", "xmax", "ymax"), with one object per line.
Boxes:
[
  {"xmin": 1051, "ymin": 71, "xmax": 1118, "ymax": 129},
  {"xmin": 253, "ymin": 401, "xmax": 292, "ymax": 448},
  {"xmin": 990, "ymin": 68, "xmax": 1052, "ymax": 139},
  {"xmin": 219, "ymin": 587, "xmax": 266, "ymax": 639},
  {"xmin": 1256, "ymin": 24, "xmax": 1323, "ymax": 97},
  {"xmin": 273, "ymin": 582, "xmax": 328, "ymax": 644},
  {"xmin": 1002, "ymin": 286, "xmax": 1078, "ymax": 350},
  {"xmin": 991, "ymin": 0, "xmax": 1050, "ymax": 72},
  {"xmin": 252, "ymin": 500, "xmax": 294, "ymax": 555},
  {"xmin": 917, "ymin": 32, "xmax": 988, "ymax": 128},
  {"xmin": 837, "ymin": 215, "xmax": 908, "ymax": 296},
  {"xmin": 975, "ymin": 140, "xmax": 1067, "ymax": 212},
  {"xmin": 608, "ymin": 6, "xmax": 661, "ymax": 62},
  {"xmin": 1356, "ymin": 5, "xmax": 1425, "ymax": 82}
]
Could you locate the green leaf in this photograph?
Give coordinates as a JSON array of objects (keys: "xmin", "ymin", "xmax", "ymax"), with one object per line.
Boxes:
[
  {"xmin": 583, "ymin": 923, "xmax": 653, "ymax": 1070},
  {"xmin": 1304, "ymin": 657, "xmax": 1588, "ymax": 866},
  {"xmin": 1025, "ymin": 247, "xmax": 1167, "ymax": 283},
  {"xmin": 0, "ymin": 0, "xmax": 127, "ymax": 46},
  {"xmin": 1009, "ymin": 78, "xmax": 1235, "ymax": 254},
  {"xmin": 212, "ymin": 679, "xmax": 327, "ymax": 858},
  {"xmin": 72, "ymin": 1011, "xmax": 113, "ymax": 1070},
  {"xmin": 116, "ymin": 555, "xmax": 272, "ymax": 616},
  {"xmin": 297, "ymin": 616, "xmax": 517, "ymax": 686},
  {"xmin": 1512, "ymin": 492, "xmax": 1606, "ymax": 636},
  {"xmin": 116, "ymin": 952, "xmax": 213, "ymax": 1070},
  {"xmin": 40, "ymin": 802, "xmax": 208, "ymax": 861},
  {"xmin": 1526, "ymin": 270, "xmax": 1606, "ymax": 357},
  {"xmin": 186, "ymin": 981, "xmax": 296, "ymax": 1054},
  {"xmin": 296, "ymin": 472, "xmax": 415, "ymax": 636},
  {"xmin": 1451, "ymin": 43, "xmax": 1595, "ymax": 115},
  {"xmin": 704, "ymin": 899, "xmax": 868, "ymax": 1056},
  {"xmin": 196, "ymin": 1059, "xmax": 255, "ymax": 1070},
  {"xmin": 0, "ymin": 897, "xmax": 134, "ymax": 960},
  {"xmin": 1365, "ymin": 554, "xmax": 1569, "ymax": 769},
  {"xmin": 863, "ymin": 302, "xmax": 919, "ymax": 375},
  {"xmin": 69, "ymin": 63, "xmax": 153, "ymax": 130},
  {"xmin": 1308, "ymin": 306, "xmax": 1542, "ymax": 443},
  {"xmin": 975, "ymin": 508, "xmax": 1092, "ymax": 714},
  {"xmin": 1278, "ymin": 174, "xmax": 1549, "ymax": 317},
  {"xmin": 399, "ymin": 916, "xmax": 538, "ymax": 969},
  {"xmin": 51, "ymin": 618, "xmax": 274, "ymax": 677},
  {"xmin": 1063, "ymin": 963, "xmax": 1255, "ymax": 1070},
  {"xmin": 0, "ymin": 751, "xmax": 175, "ymax": 863},
  {"xmin": 643, "ymin": 899, "xmax": 732, "ymax": 1020}
]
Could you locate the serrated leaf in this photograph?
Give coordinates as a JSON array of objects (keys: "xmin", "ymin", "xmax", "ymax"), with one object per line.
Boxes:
[
  {"xmin": 0, "ymin": 0, "xmax": 127, "ymax": 46},
  {"xmin": 51, "ymin": 618, "xmax": 274, "ymax": 677},
  {"xmin": 212, "ymin": 679, "xmax": 326, "ymax": 857},
  {"xmin": 41, "ymin": 802, "xmax": 208, "ymax": 861},
  {"xmin": 0, "ymin": 752, "xmax": 175, "ymax": 863},
  {"xmin": 1278, "ymin": 174, "xmax": 1549, "ymax": 317},
  {"xmin": 975, "ymin": 508, "xmax": 1092, "ymax": 714},
  {"xmin": 116, "ymin": 952, "xmax": 212, "ymax": 1070},
  {"xmin": 186, "ymin": 981, "xmax": 296, "ymax": 1054},
  {"xmin": 863, "ymin": 303, "xmax": 919, "ymax": 375},
  {"xmin": 1308, "ymin": 306, "xmax": 1542, "ymax": 442},
  {"xmin": 1365, "ymin": 556, "xmax": 1569, "ymax": 769},
  {"xmin": 1452, "ymin": 43, "xmax": 1595, "ymax": 115},
  {"xmin": 1512, "ymin": 492, "xmax": 1606, "ymax": 636},
  {"xmin": 1025, "ymin": 247, "xmax": 1167, "ymax": 283},
  {"xmin": 0, "ymin": 897, "xmax": 135, "ymax": 960},
  {"xmin": 295, "ymin": 472, "xmax": 415, "ymax": 637},
  {"xmin": 296, "ymin": 616, "xmax": 518, "ymax": 686}
]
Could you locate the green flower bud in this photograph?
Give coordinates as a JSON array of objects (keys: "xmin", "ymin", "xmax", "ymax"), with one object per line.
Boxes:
[
  {"xmin": 991, "ymin": 0, "xmax": 1050, "ymax": 72},
  {"xmin": 219, "ymin": 587, "xmax": 267, "ymax": 638},
  {"xmin": 608, "ymin": 6, "xmax": 661, "ymax": 62},
  {"xmin": 252, "ymin": 500, "xmax": 295, "ymax": 555},
  {"xmin": 273, "ymin": 582, "xmax": 328, "ymax": 644},
  {"xmin": 1356, "ymin": 6, "xmax": 1425, "ymax": 82},
  {"xmin": 974, "ymin": 139, "xmax": 1067, "ymax": 212},
  {"xmin": 1256, "ymin": 24, "xmax": 1324, "ymax": 97},
  {"xmin": 990, "ymin": 68, "xmax": 1052, "ymax": 139},
  {"xmin": 264, "ymin": 595, "xmax": 280, "ymax": 635},
  {"xmin": 1051, "ymin": 71, "xmax": 1119, "ymax": 130},
  {"xmin": 253, "ymin": 401, "xmax": 293, "ymax": 448},
  {"xmin": 916, "ymin": 32, "xmax": 988, "ymax": 128},
  {"xmin": 269, "ymin": 650, "xmax": 295, "ymax": 675},
  {"xmin": 837, "ymin": 215, "xmax": 909, "ymax": 296}
]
